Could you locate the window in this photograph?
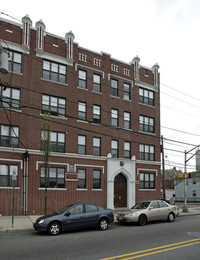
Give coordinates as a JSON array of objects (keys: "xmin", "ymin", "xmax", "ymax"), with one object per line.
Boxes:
[
  {"xmin": 78, "ymin": 169, "xmax": 86, "ymax": 189},
  {"xmin": 0, "ymin": 164, "xmax": 18, "ymax": 187},
  {"xmin": 124, "ymin": 112, "xmax": 131, "ymax": 129},
  {"xmin": 111, "ymin": 109, "xmax": 119, "ymax": 127},
  {"xmin": 41, "ymin": 131, "xmax": 65, "ymax": 153},
  {"xmin": 111, "ymin": 140, "xmax": 118, "ymax": 158},
  {"xmin": 93, "ymin": 74, "xmax": 101, "ymax": 92},
  {"xmin": 40, "ymin": 167, "xmax": 65, "ymax": 188},
  {"xmin": 139, "ymin": 116, "xmax": 155, "ymax": 133},
  {"xmin": 85, "ymin": 204, "xmax": 98, "ymax": 213},
  {"xmin": 111, "ymin": 79, "xmax": 118, "ymax": 97},
  {"xmin": 140, "ymin": 144, "xmax": 155, "ymax": 161},
  {"xmin": 124, "ymin": 141, "xmax": 131, "ymax": 159},
  {"xmin": 0, "ymin": 87, "xmax": 20, "ymax": 110},
  {"xmin": 8, "ymin": 51, "xmax": 22, "ymax": 73},
  {"xmin": 193, "ymin": 190, "xmax": 196, "ymax": 197},
  {"xmin": 140, "ymin": 173, "xmax": 155, "ymax": 189},
  {"xmin": 69, "ymin": 204, "xmax": 83, "ymax": 215},
  {"xmin": 78, "ymin": 135, "xmax": 86, "ymax": 154},
  {"xmin": 78, "ymin": 102, "xmax": 87, "ymax": 121},
  {"xmin": 78, "ymin": 70, "xmax": 87, "ymax": 89},
  {"xmin": 93, "ymin": 105, "xmax": 101, "ymax": 124},
  {"xmin": 124, "ymin": 83, "xmax": 131, "ymax": 100},
  {"xmin": 42, "ymin": 95, "xmax": 66, "ymax": 117},
  {"xmin": 43, "ymin": 60, "xmax": 66, "ymax": 83},
  {"xmin": 93, "ymin": 170, "xmax": 101, "ymax": 189},
  {"xmin": 139, "ymin": 88, "xmax": 154, "ymax": 106},
  {"xmin": 93, "ymin": 137, "xmax": 101, "ymax": 156},
  {"xmin": 0, "ymin": 125, "xmax": 19, "ymax": 148}
]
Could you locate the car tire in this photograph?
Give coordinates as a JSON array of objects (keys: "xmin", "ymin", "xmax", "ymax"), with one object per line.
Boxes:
[
  {"xmin": 48, "ymin": 222, "xmax": 61, "ymax": 235},
  {"xmin": 98, "ymin": 218, "xmax": 109, "ymax": 230},
  {"xmin": 168, "ymin": 213, "xmax": 175, "ymax": 222},
  {"xmin": 138, "ymin": 214, "xmax": 147, "ymax": 226}
]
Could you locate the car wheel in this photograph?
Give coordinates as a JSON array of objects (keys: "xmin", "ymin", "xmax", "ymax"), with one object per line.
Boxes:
[
  {"xmin": 48, "ymin": 222, "xmax": 61, "ymax": 235},
  {"xmin": 138, "ymin": 214, "xmax": 147, "ymax": 226},
  {"xmin": 98, "ymin": 218, "xmax": 108, "ymax": 230},
  {"xmin": 168, "ymin": 213, "xmax": 175, "ymax": 222}
]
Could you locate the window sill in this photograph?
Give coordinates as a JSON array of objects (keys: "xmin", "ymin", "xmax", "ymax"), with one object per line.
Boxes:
[
  {"xmin": 41, "ymin": 78, "xmax": 68, "ymax": 86},
  {"xmin": 76, "ymin": 188, "xmax": 87, "ymax": 191},
  {"xmin": 0, "ymin": 186, "xmax": 20, "ymax": 189},
  {"xmin": 138, "ymin": 102, "xmax": 155, "ymax": 108},
  {"xmin": 110, "ymin": 95, "xmax": 120, "ymax": 99},
  {"xmin": 77, "ymin": 87, "xmax": 88, "ymax": 91},
  {"xmin": 139, "ymin": 131, "xmax": 156, "ymax": 136},
  {"xmin": 77, "ymin": 120, "xmax": 88, "ymax": 124},
  {"xmin": 38, "ymin": 188, "xmax": 66, "ymax": 191},
  {"xmin": 41, "ymin": 113, "xmax": 67, "ymax": 120},
  {"xmin": 92, "ymin": 90, "xmax": 102, "ymax": 95},
  {"xmin": 139, "ymin": 189, "xmax": 156, "ymax": 191},
  {"xmin": 92, "ymin": 189, "xmax": 102, "ymax": 191}
]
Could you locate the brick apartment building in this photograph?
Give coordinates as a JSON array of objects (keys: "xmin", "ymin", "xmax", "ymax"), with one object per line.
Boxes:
[{"xmin": 0, "ymin": 15, "xmax": 161, "ymax": 215}]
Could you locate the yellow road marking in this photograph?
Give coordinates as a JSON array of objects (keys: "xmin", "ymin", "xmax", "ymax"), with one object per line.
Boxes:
[{"xmin": 99, "ymin": 238, "xmax": 200, "ymax": 260}]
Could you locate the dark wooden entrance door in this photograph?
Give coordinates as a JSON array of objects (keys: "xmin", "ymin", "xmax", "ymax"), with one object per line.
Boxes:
[{"xmin": 114, "ymin": 173, "xmax": 127, "ymax": 208}]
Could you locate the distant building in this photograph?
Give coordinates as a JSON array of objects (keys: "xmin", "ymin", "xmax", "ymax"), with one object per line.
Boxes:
[{"xmin": 0, "ymin": 15, "xmax": 161, "ymax": 215}]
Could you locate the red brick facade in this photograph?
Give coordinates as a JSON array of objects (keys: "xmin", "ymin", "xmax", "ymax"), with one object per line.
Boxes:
[{"xmin": 0, "ymin": 16, "xmax": 161, "ymax": 215}]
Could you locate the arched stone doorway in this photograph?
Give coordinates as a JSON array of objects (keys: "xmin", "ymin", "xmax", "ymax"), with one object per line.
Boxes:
[{"xmin": 114, "ymin": 173, "xmax": 127, "ymax": 207}]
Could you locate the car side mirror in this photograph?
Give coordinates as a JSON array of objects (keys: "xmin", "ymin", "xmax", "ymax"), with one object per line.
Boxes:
[
  {"xmin": 148, "ymin": 207, "xmax": 153, "ymax": 210},
  {"xmin": 65, "ymin": 212, "xmax": 71, "ymax": 217}
]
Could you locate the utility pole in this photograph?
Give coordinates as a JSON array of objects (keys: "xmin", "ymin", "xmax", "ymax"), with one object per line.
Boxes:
[
  {"xmin": 183, "ymin": 144, "xmax": 200, "ymax": 212},
  {"xmin": 161, "ymin": 136, "xmax": 165, "ymax": 200}
]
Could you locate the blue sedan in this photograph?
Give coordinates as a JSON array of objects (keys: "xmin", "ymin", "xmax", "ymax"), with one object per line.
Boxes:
[{"xmin": 33, "ymin": 202, "xmax": 114, "ymax": 235}]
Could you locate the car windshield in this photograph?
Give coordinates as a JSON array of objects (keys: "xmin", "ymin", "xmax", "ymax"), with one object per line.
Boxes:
[
  {"xmin": 55, "ymin": 204, "xmax": 75, "ymax": 215},
  {"xmin": 131, "ymin": 202, "xmax": 150, "ymax": 209}
]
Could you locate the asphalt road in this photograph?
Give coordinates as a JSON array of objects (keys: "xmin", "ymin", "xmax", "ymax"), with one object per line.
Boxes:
[{"xmin": 0, "ymin": 215, "xmax": 200, "ymax": 260}]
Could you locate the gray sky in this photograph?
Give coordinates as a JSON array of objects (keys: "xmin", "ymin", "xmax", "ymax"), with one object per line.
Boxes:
[{"xmin": 1, "ymin": 0, "xmax": 200, "ymax": 171}]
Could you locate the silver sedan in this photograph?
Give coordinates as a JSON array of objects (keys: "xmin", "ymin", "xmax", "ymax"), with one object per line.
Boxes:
[{"xmin": 116, "ymin": 200, "xmax": 179, "ymax": 226}]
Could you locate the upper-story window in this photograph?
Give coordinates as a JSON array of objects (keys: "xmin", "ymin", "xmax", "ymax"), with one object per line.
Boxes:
[
  {"xmin": 42, "ymin": 95, "xmax": 66, "ymax": 117},
  {"xmin": 78, "ymin": 70, "xmax": 87, "ymax": 89},
  {"xmin": 0, "ymin": 164, "xmax": 18, "ymax": 187},
  {"xmin": 8, "ymin": 51, "xmax": 22, "ymax": 74},
  {"xmin": 93, "ymin": 137, "xmax": 101, "ymax": 156},
  {"xmin": 124, "ymin": 112, "xmax": 131, "ymax": 129},
  {"xmin": 0, "ymin": 125, "xmax": 19, "ymax": 148},
  {"xmin": 111, "ymin": 140, "xmax": 118, "ymax": 158},
  {"xmin": 111, "ymin": 79, "xmax": 118, "ymax": 97},
  {"xmin": 124, "ymin": 83, "xmax": 131, "ymax": 100},
  {"xmin": 140, "ymin": 144, "xmax": 155, "ymax": 161},
  {"xmin": 139, "ymin": 88, "xmax": 154, "ymax": 106},
  {"xmin": 0, "ymin": 87, "xmax": 20, "ymax": 110},
  {"xmin": 139, "ymin": 116, "xmax": 155, "ymax": 133},
  {"xmin": 111, "ymin": 109, "xmax": 119, "ymax": 127},
  {"xmin": 93, "ymin": 105, "xmax": 101, "ymax": 124},
  {"xmin": 78, "ymin": 102, "xmax": 87, "ymax": 121},
  {"xmin": 41, "ymin": 131, "xmax": 65, "ymax": 153},
  {"xmin": 93, "ymin": 74, "xmax": 101, "ymax": 92},
  {"xmin": 43, "ymin": 60, "xmax": 66, "ymax": 84},
  {"xmin": 124, "ymin": 141, "xmax": 131, "ymax": 159},
  {"xmin": 78, "ymin": 135, "xmax": 86, "ymax": 155}
]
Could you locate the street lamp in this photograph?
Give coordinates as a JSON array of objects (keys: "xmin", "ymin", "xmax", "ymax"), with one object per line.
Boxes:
[{"xmin": 183, "ymin": 145, "xmax": 200, "ymax": 212}]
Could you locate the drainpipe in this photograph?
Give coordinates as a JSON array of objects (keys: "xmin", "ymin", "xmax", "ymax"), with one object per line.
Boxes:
[{"xmin": 23, "ymin": 151, "xmax": 29, "ymax": 215}]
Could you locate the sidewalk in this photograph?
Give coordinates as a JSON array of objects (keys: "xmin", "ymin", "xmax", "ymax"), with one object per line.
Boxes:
[{"xmin": 1, "ymin": 206, "xmax": 200, "ymax": 232}]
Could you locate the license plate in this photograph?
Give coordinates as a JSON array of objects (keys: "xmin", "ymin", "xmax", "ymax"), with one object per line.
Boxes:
[{"xmin": 119, "ymin": 217, "xmax": 123, "ymax": 220}]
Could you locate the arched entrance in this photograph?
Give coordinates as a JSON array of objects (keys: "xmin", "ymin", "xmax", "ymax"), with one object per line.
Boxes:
[{"xmin": 114, "ymin": 173, "xmax": 127, "ymax": 207}]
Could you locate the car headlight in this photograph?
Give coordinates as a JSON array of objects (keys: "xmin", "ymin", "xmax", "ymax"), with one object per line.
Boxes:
[
  {"xmin": 127, "ymin": 213, "xmax": 138, "ymax": 217},
  {"xmin": 38, "ymin": 219, "xmax": 45, "ymax": 224}
]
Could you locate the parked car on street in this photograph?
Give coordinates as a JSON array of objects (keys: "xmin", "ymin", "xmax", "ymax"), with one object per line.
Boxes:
[
  {"xmin": 33, "ymin": 202, "xmax": 114, "ymax": 235},
  {"xmin": 116, "ymin": 200, "xmax": 179, "ymax": 226}
]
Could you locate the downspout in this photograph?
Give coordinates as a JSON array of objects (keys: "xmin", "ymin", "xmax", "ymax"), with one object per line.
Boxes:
[{"xmin": 23, "ymin": 151, "xmax": 29, "ymax": 215}]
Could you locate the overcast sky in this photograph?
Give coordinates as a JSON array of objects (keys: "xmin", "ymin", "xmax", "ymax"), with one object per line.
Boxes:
[{"xmin": 1, "ymin": 0, "xmax": 200, "ymax": 171}]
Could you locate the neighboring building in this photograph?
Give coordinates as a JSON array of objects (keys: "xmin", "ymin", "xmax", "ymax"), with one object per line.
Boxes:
[{"xmin": 0, "ymin": 15, "xmax": 161, "ymax": 215}]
